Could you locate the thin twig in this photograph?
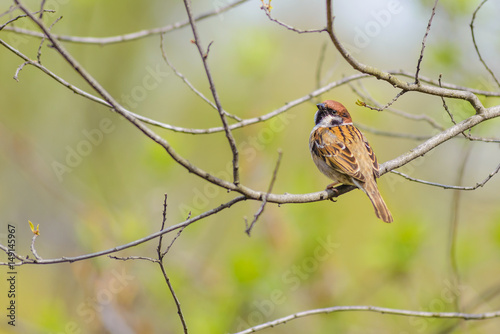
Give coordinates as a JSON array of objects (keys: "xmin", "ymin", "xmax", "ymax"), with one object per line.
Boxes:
[
  {"xmin": 470, "ymin": 0, "xmax": 500, "ymax": 89},
  {"xmin": 439, "ymin": 74, "xmax": 457, "ymax": 124},
  {"xmin": 448, "ymin": 146, "xmax": 471, "ymax": 313},
  {"xmin": 390, "ymin": 162, "xmax": 500, "ymax": 190},
  {"xmin": 157, "ymin": 261, "xmax": 188, "ymax": 334},
  {"xmin": 350, "ymin": 82, "xmax": 444, "ymax": 130},
  {"xmin": 6, "ymin": 38, "xmax": 495, "ymax": 143},
  {"xmin": 159, "ymin": 34, "xmax": 241, "ymax": 122},
  {"xmin": 315, "ymin": 42, "xmax": 327, "ymax": 93},
  {"xmin": 232, "ymin": 305, "xmax": 500, "ymax": 334},
  {"xmin": 0, "ymin": 9, "xmax": 54, "ymax": 31},
  {"xmin": 162, "ymin": 227, "xmax": 185, "ymax": 258},
  {"xmin": 395, "ymin": 70, "xmax": 500, "ymax": 97},
  {"xmin": 356, "ymin": 89, "xmax": 407, "ymax": 111},
  {"xmin": 0, "ymin": 196, "xmax": 246, "ymax": 266},
  {"xmin": 438, "ymin": 75, "xmax": 496, "ymax": 142},
  {"xmin": 38, "ymin": 0, "xmax": 46, "ymax": 19},
  {"xmin": 155, "ymin": 194, "xmax": 189, "ymax": 334},
  {"xmin": 3, "ymin": 0, "xmax": 249, "ymax": 45},
  {"xmin": 108, "ymin": 255, "xmax": 159, "ymax": 263},
  {"xmin": 183, "ymin": 0, "xmax": 240, "ymax": 185},
  {"xmin": 13, "ymin": 61, "xmax": 29, "ymax": 81},
  {"xmin": 156, "ymin": 194, "xmax": 169, "ymax": 256},
  {"xmin": 0, "ymin": 5, "xmax": 18, "ymax": 19},
  {"xmin": 325, "ymin": 0, "xmax": 487, "ymax": 115},
  {"xmin": 0, "ymin": 38, "xmax": 368, "ymax": 134},
  {"xmin": 356, "ymin": 123, "xmax": 431, "ymax": 141},
  {"xmin": 30, "ymin": 234, "xmax": 42, "ymax": 261},
  {"xmin": 245, "ymin": 150, "xmax": 282, "ymax": 236},
  {"xmin": 415, "ymin": 0, "xmax": 439, "ymax": 84},
  {"xmin": 36, "ymin": 15, "xmax": 62, "ymax": 64},
  {"xmin": 261, "ymin": 5, "xmax": 326, "ymax": 34},
  {"xmin": 2, "ymin": 29, "xmax": 500, "ymax": 212}
]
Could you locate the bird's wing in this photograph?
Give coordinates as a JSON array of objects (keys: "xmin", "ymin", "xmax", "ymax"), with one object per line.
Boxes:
[
  {"xmin": 360, "ymin": 133, "xmax": 380, "ymax": 178},
  {"xmin": 310, "ymin": 125, "xmax": 366, "ymax": 182}
]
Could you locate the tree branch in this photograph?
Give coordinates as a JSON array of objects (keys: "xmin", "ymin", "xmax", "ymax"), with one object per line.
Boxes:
[
  {"xmin": 0, "ymin": 196, "xmax": 246, "ymax": 266},
  {"xmin": 182, "ymin": 0, "xmax": 240, "ymax": 185},
  {"xmin": 390, "ymin": 161, "xmax": 500, "ymax": 190},
  {"xmin": 325, "ymin": 0, "xmax": 487, "ymax": 115},
  {"xmin": 260, "ymin": 4, "xmax": 326, "ymax": 34},
  {"xmin": 245, "ymin": 150, "xmax": 282, "ymax": 235},
  {"xmin": 415, "ymin": 0, "xmax": 439, "ymax": 84},
  {"xmin": 470, "ymin": 0, "xmax": 500, "ymax": 89},
  {"xmin": 233, "ymin": 305, "xmax": 500, "ymax": 334},
  {"xmin": 2, "ymin": 0, "xmax": 249, "ymax": 45}
]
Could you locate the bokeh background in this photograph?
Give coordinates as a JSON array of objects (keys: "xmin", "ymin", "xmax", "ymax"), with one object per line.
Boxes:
[{"xmin": 1, "ymin": 0, "xmax": 500, "ymax": 333}]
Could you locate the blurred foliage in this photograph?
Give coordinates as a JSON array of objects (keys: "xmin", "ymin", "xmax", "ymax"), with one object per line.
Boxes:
[{"xmin": 1, "ymin": 0, "xmax": 500, "ymax": 333}]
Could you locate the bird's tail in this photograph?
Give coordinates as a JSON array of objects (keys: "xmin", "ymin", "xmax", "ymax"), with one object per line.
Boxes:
[{"xmin": 360, "ymin": 180, "xmax": 393, "ymax": 223}]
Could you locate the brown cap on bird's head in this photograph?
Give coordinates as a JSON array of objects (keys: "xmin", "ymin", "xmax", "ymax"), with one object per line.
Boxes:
[{"xmin": 315, "ymin": 100, "xmax": 352, "ymax": 124}]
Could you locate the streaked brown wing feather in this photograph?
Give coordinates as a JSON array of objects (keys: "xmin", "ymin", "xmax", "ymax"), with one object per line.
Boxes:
[
  {"xmin": 363, "ymin": 139, "xmax": 380, "ymax": 178},
  {"xmin": 311, "ymin": 126, "xmax": 366, "ymax": 182}
]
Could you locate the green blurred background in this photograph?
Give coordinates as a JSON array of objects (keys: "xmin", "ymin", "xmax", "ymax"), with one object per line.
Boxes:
[{"xmin": 1, "ymin": 0, "xmax": 500, "ymax": 333}]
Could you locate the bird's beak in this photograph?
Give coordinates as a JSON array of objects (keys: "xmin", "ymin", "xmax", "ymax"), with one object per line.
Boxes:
[{"xmin": 316, "ymin": 103, "xmax": 325, "ymax": 110}]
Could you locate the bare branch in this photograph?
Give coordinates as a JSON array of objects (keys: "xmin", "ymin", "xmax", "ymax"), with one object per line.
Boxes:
[
  {"xmin": 13, "ymin": 61, "xmax": 29, "ymax": 81},
  {"xmin": 395, "ymin": 70, "xmax": 500, "ymax": 97},
  {"xmin": 0, "ymin": 196, "xmax": 246, "ymax": 266},
  {"xmin": 350, "ymin": 82, "xmax": 444, "ymax": 130},
  {"xmin": 390, "ymin": 161, "xmax": 500, "ymax": 190},
  {"xmin": 30, "ymin": 234, "xmax": 42, "ymax": 261},
  {"xmin": 356, "ymin": 89, "xmax": 407, "ymax": 112},
  {"xmin": 183, "ymin": 0, "xmax": 240, "ymax": 185},
  {"xmin": 36, "ymin": 15, "xmax": 62, "ymax": 64},
  {"xmin": 439, "ymin": 75, "xmax": 457, "ymax": 125},
  {"xmin": 356, "ymin": 123, "xmax": 431, "ymax": 141},
  {"xmin": 0, "ymin": 8, "xmax": 54, "ymax": 31},
  {"xmin": 260, "ymin": 4, "xmax": 326, "ymax": 34},
  {"xmin": 108, "ymin": 255, "xmax": 159, "ymax": 263},
  {"xmin": 2, "ymin": 27, "xmax": 500, "ymax": 215},
  {"xmin": 38, "ymin": 0, "xmax": 46, "ymax": 19},
  {"xmin": 2, "ymin": 0, "xmax": 249, "ymax": 45},
  {"xmin": 156, "ymin": 194, "xmax": 169, "ymax": 257},
  {"xmin": 470, "ymin": 0, "xmax": 500, "ymax": 89},
  {"xmin": 245, "ymin": 150, "xmax": 282, "ymax": 236},
  {"xmin": 157, "ymin": 261, "xmax": 188, "ymax": 334},
  {"xmin": 159, "ymin": 34, "xmax": 241, "ymax": 122},
  {"xmin": 325, "ymin": 1, "xmax": 487, "ymax": 114},
  {"xmin": 315, "ymin": 42, "xmax": 328, "ymax": 92},
  {"xmin": 154, "ymin": 195, "xmax": 189, "ymax": 334},
  {"xmin": 448, "ymin": 146, "xmax": 471, "ymax": 312},
  {"xmin": 233, "ymin": 305, "xmax": 500, "ymax": 334},
  {"xmin": 415, "ymin": 0, "xmax": 439, "ymax": 84}
]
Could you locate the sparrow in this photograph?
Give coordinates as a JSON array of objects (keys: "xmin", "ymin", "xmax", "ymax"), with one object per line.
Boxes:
[{"xmin": 309, "ymin": 100, "xmax": 393, "ymax": 223}]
